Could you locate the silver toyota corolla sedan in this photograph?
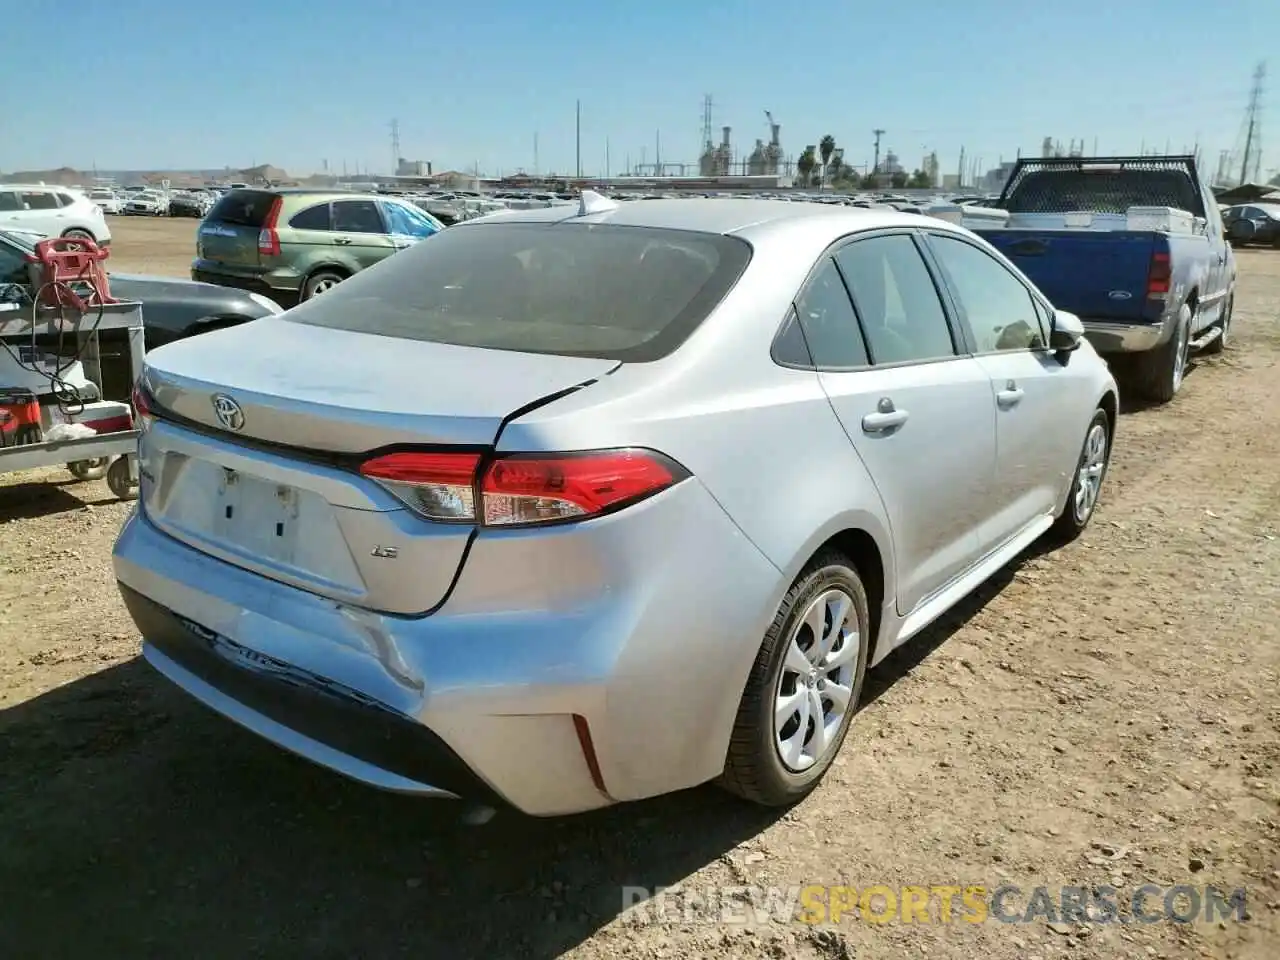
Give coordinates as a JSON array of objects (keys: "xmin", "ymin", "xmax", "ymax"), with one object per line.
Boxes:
[{"xmin": 113, "ymin": 195, "xmax": 1118, "ymax": 816}]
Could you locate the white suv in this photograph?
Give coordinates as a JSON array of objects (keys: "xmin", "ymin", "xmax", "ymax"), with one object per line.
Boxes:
[{"xmin": 0, "ymin": 185, "xmax": 112, "ymax": 245}]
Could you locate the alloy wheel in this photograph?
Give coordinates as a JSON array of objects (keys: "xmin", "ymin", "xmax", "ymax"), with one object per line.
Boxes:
[{"xmin": 773, "ymin": 588, "xmax": 860, "ymax": 772}]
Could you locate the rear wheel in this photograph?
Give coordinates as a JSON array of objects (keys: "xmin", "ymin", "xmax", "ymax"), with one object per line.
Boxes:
[
  {"xmin": 61, "ymin": 228, "xmax": 96, "ymax": 245},
  {"xmin": 302, "ymin": 270, "xmax": 347, "ymax": 301},
  {"xmin": 720, "ymin": 551, "xmax": 869, "ymax": 806},
  {"xmin": 106, "ymin": 457, "xmax": 138, "ymax": 501},
  {"xmin": 67, "ymin": 458, "xmax": 109, "ymax": 481},
  {"xmin": 1136, "ymin": 302, "xmax": 1191, "ymax": 403}
]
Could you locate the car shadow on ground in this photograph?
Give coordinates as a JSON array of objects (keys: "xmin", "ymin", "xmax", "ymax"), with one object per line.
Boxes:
[
  {"xmin": 0, "ymin": 542, "xmax": 1049, "ymax": 959},
  {"xmin": 0, "ymin": 478, "xmax": 117, "ymax": 522}
]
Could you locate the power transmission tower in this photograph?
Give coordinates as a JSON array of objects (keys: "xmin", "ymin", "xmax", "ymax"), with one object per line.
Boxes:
[
  {"xmin": 1238, "ymin": 62, "xmax": 1265, "ymax": 185},
  {"xmin": 872, "ymin": 129, "xmax": 885, "ymax": 174},
  {"xmin": 390, "ymin": 119, "xmax": 401, "ymax": 176}
]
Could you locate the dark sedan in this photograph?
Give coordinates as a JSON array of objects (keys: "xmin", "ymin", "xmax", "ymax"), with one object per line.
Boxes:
[{"xmin": 1222, "ymin": 203, "xmax": 1280, "ymax": 246}]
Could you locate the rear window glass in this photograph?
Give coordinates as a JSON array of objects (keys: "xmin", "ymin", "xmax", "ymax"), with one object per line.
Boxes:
[
  {"xmin": 1004, "ymin": 170, "xmax": 1203, "ymax": 216},
  {"xmin": 285, "ymin": 221, "xmax": 751, "ymax": 361},
  {"xmin": 207, "ymin": 190, "xmax": 279, "ymax": 227}
]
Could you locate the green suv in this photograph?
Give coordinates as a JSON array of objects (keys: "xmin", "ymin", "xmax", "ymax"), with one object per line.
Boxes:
[{"xmin": 192, "ymin": 189, "xmax": 444, "ymax": 302}]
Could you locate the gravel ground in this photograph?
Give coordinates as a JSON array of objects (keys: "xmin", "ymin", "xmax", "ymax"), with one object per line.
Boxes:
[{"xmin": 0, "ymin": 219, "xmax": 1277, "ymax": 959}]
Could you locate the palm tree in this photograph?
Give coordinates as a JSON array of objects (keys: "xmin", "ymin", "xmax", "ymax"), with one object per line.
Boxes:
[
  {"xmin": 797, "ymin": 148, "xmax": 817, "ymax": 187},
  {"xmin": 819, "ymin": 135, "xmax": 836, "ymax": 189}
]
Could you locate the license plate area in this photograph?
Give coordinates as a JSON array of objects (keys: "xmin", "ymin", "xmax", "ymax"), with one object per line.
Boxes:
[{"xmin": 216, "ymin": 467, "xmax": 301, "ymax": 563}]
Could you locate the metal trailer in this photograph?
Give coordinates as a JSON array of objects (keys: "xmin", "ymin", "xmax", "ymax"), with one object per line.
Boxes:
[{"xmin": 0, "ymin": 300, "xmax": 144, "ymax": 500}]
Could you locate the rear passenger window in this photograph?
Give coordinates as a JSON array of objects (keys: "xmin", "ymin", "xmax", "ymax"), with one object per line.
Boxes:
[
  {"xmin": 835, "ymin": 235, "xmax": 955, "ymax": 364},
  {"xmin": 794, "ymin": 259, "xmax": 868, "ymax": 367},
  {"xmin": 289, "ymin": 203, "xmax": 331, "ymax": 231},
  {"xmin": 20, "ymin": 191, "xmax": 60, "ymax": 211},
  {"xmin": 928, "ymin": 235, "xmax": 1046, "ymax": 352}
]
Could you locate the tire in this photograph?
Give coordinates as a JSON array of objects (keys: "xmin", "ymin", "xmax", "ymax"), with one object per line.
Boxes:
[
  {"xmin": 106, "ymin": 457, "xmax": 138, "ymax": 501},
  {"xmin": 720, "ymin": 550, "xmax": 870, "ymax": 806},
  {"xmin": 1049, "ymin": 408, "xmax": 1111, "ymax": 543},
  {"xmin": 67, "ymin": 458, "xmax": 109, "ymax": 481},
  {"xmin": 301, "ymin": 270, "xmax": 347, "ymax": 300},
  {"xmin": 1201, "ymin": 294, "xmax": 1232, "ymax": 356},
  {"xmin": 1136, "ymin": 302, "xmax": 1192, "ymax": 403},
  {"xmin": 61, "ymin": 228, "xmax": 96, "ymax": 245}
]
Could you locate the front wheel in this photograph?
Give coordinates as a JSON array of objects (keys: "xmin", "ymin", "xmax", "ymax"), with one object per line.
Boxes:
[
  {"xmin": 720, "ymin": 551, "xmax": 870, "ymax": 806},
  {"xmin": 1050, "ymin": 408, "xmax": 1111, "ymax": 542}
]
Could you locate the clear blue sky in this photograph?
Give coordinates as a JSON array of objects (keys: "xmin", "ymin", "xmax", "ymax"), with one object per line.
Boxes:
[{"xmin": 6, "ymin": 0, "xmax": 1277, "ymax": 180}]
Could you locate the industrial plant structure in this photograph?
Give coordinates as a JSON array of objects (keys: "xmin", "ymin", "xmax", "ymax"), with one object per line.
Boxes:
[{"xmin": 697, "ymin": 99, "xmax": 786, "ymax": 178}]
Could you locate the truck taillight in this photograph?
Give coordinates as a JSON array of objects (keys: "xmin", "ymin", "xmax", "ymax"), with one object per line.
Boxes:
[
  {"xmin": 358, "ymin": 449, "xmax": 687, "ymax": 526},
  {"xmin": 1146, "ymin": 251, "xmax": 1172, "ymax": 297},
  {"xmin": 257, "ymin": 196, "xmax": 283, "ymax": 256}
]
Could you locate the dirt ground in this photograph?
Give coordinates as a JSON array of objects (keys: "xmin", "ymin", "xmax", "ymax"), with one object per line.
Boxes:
[{"xmin": 1, "ymin": 218, "xmax": 1277, "ymax": 959}]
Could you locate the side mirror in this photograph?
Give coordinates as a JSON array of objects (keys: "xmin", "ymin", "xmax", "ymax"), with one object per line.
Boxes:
[{"xmin": 1049, "ymin": 309, "xmax": 1085, "ymax": 358}]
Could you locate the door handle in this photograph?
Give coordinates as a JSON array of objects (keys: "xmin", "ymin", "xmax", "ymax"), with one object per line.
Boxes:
[
  {"xmin": 996, "ymin": 381, "xmax": 1025, "ymax": 408},
  {"xmin": 861, "ymin": 398, "xmax": 909, "ymax": 434},
  {"xmin": 333, "ymin": 236, "xmax": 353, "ymax": 245}
]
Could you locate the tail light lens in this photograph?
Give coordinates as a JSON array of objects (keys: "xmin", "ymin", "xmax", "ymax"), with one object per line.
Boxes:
[
  {"xmin": 359, "ymin": 449, "xmax": 686, "ymax": 526},
  {"xmin": 130, "ymin": 382, "xmax": 154, "ymax": 428},
  {"xmin": 257, "ymin": 196, "xmax": 283, "ymax": 256},
  {"xmin": 359, "ymin": 451, "xmax": 480, "ymax": 521},
  {"xmin": 1146, "ymin": 252, "xmax": 1171, "ymax": 296}
]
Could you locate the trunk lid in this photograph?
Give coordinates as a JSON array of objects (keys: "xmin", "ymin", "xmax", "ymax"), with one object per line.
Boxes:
[
  {"xmin": 139, "ymin": 319, "xmax": 617, "ymax": 614},
  {"xmin": 197, "ymin": 190, "xmax": 278, "ymax": 269},
  {"xmin": 978, "ymin": 229, "xmax": 1159, "ymax": 322}
]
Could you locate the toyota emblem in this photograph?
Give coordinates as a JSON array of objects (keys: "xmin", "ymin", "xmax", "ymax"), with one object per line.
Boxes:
[{"xmin": 212, "ymin": 394, "xmax": 245, "ymax": 432}]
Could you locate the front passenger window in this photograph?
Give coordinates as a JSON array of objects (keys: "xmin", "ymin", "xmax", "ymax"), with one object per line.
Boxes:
[
  {"xmin": 331, "ymin": 200, "xmax": 384, "ymax": 234},
  {"xmin": 835, "ymin": 235, "xmax": 955, "ymax": 364},
  {"xmin": 928, "ymin": 235, "xmax": 1046, "ymax": 353}
]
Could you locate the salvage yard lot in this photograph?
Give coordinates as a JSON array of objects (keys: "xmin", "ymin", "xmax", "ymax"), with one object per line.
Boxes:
[{"xmin": 1, "ymin": 217, "xmax": 1277, "ymax": 959}]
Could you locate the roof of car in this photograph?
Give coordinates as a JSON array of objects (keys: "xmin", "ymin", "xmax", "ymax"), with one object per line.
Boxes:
[{"xmin": 460, "ymin": 196, "xmax": 941, "ymax": 238}]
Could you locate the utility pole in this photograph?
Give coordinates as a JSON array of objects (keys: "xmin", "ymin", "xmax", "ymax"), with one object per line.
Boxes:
[
  {"xmin": 534, "ymin": 132, "xmax": 539, "ymax": 176},
  {"xmin": 1239, "ymin": 61, "xmax": 1266, "ymax": 185},
  {"xmin": 872, "ymin": 128, "xmax": 885, "ymax": 175},
  {"xmin": 390, "ymin": 119, "xmax": 400, "ymax": 176},
  {"xmin": 656, "ymin": 130, "xmax": 662, "ymax": 176},
  {"xmin": 575, "ymin": 100, "xmax": 582, "ymax": 179},
  {"xmin": 605, "ymin": 138, "xmax": 611, "ymax": 179}
]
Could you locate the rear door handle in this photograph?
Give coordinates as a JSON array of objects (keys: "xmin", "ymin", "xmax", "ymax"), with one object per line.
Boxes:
[
  {"xmin": 997, "ymin": 382, "xmax": 1025, "ymax": 408},
  {"xmin": 333, "ymin": 236, "xmax": 353, "ymax": 245},
  {"xmin": 861, "ymin": 400, "xmax": 909, "ymax": 434}
]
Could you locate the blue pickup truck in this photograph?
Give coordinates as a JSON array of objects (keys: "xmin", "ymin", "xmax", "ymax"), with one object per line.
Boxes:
[{"xmin": 972, "ymin": 155, "xmax": 1235, "ymax": 403}]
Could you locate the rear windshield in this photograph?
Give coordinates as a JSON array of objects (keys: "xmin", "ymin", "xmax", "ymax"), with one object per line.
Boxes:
[
  {"xmin": 284, "ymin": 221, "xmax": 752, "ymax": 361},
  {"xmin": 1004, "ymin": 170, "xmax": 1203, "ymax": 216},
  {"xmin": 207, "ymin": 189, "xmax": 279, "ymax": 227}
]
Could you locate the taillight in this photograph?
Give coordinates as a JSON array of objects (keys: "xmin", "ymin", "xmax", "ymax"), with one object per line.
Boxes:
[
  {"xmin": 359, "ymin": 451, "xmax": 480, "ymax": 521},
  {"xmin": 358, "ymin": 448, "xmax": 686, "ymax": 526},
  {"xmin": 257, "ymin": 196, "xmax": 283, "ymax": 256},
  {"xmin": 130, "ymin": 382, "xmax": 154, "ymax": 427},
  {"xmin": 1146, "ymin": 251, "xmax": 1171, "ymax": 297}
]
